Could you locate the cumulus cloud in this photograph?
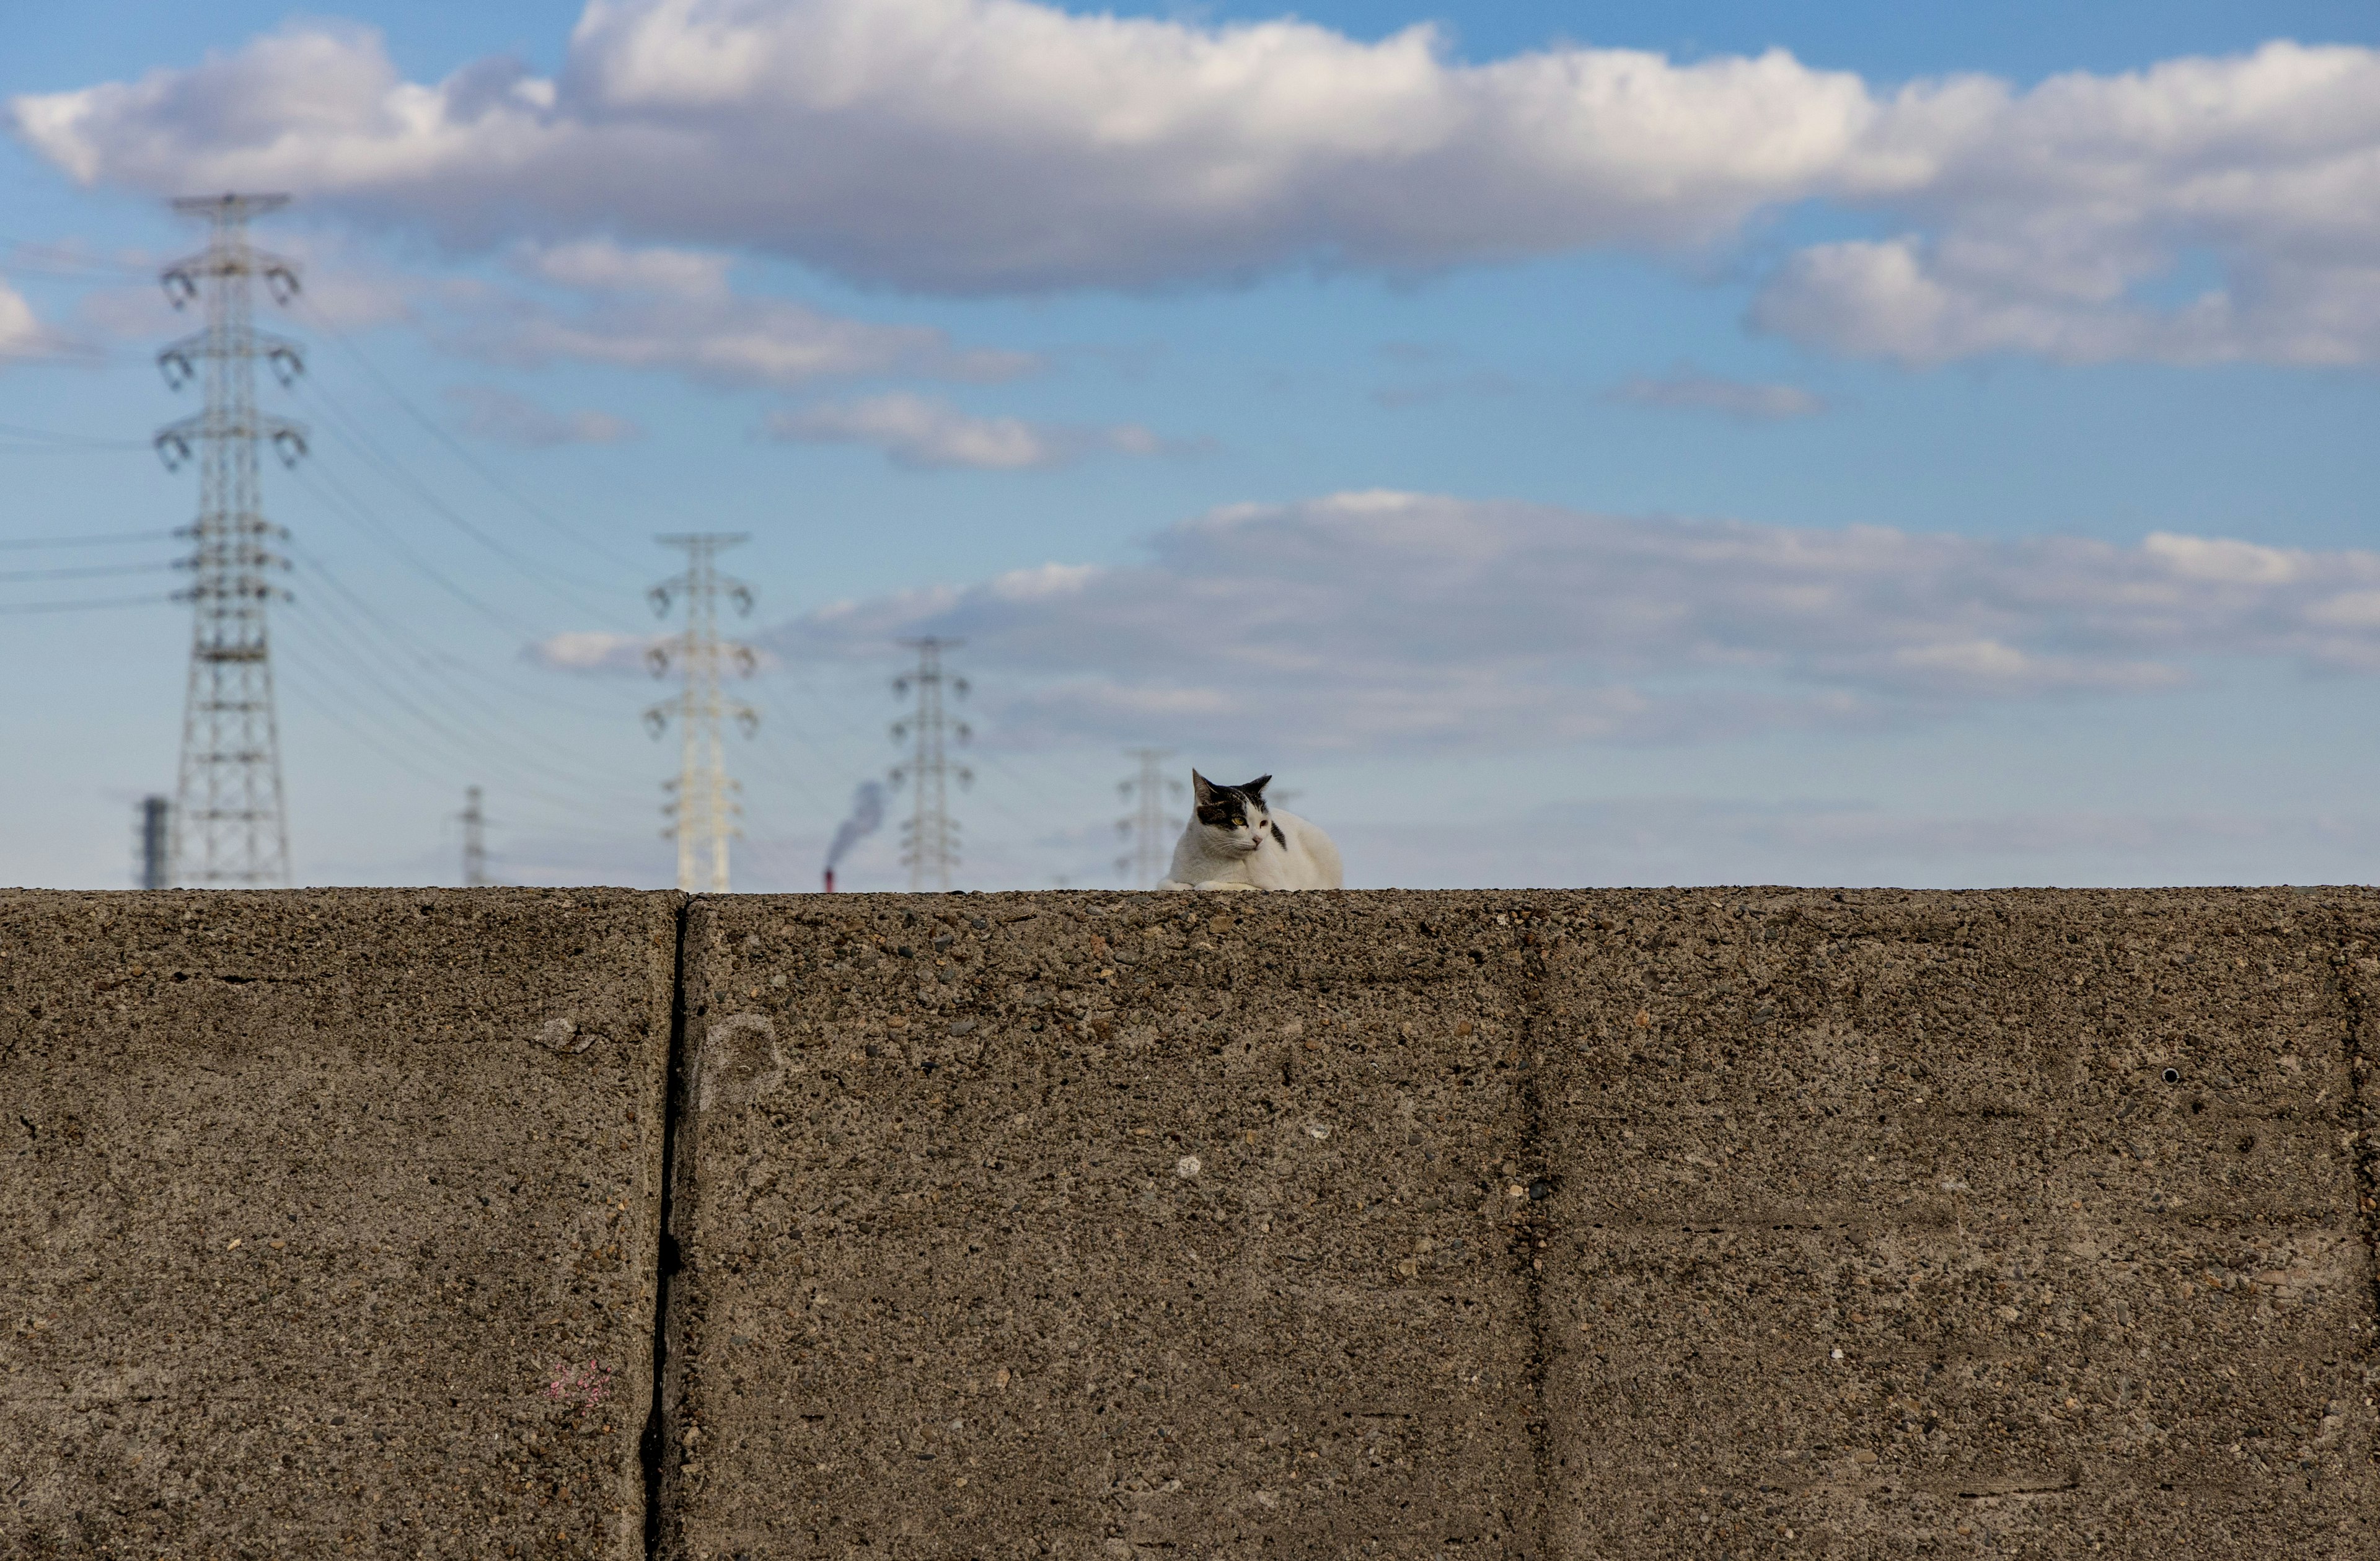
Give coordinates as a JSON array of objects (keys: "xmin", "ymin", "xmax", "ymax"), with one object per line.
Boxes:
[
  {"xmin": 446, "ymin": 383, "xmax": 638, "ymax": 446},
  {"xmin": 1608, "ymin": 366, "xmax": 1825, "ymax": 421},
  {"xmin": 456, "ymin": 239, "xmax": 1034, "ymax": 388},
  {"xmin": 1748, "ymin": 45, "xmax": 2380, "ymax": 365},
  {"xmin": 6, "ymin": 7, "xmax": 1870, "ymax": 291},
  {"xmin": 0, "ymin": 279, "xmax": 56, "ymax": 361},
  {"xmin": 764, "ymin": 392, "xmax": 1193, "ymax": 470},
  {"xmin": 733, "ymin": 491, "xmax": 2380, "ymax": 751},
  {"xmin": 20, "ymin": 9, "xmax": 2380, "ymax": 363}
]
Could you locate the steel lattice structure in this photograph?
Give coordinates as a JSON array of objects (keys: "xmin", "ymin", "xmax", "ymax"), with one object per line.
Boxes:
[
  {"xmin": 1115, "ymin": 747, "xmax": 1181, "ymax": 889},
  {"xmin": 891, "ymin": 638, "xmax": 970, "ymax": 892},
  {"xmin": 157, "ymin": 193, "xmax": 309, "ymax": 887},
  {"xmin": 460, "ymin": 786, "xmax": 491, "ymax": 887},
  {"xmin": 646, "ymin": 534, "xmax": 757, "ymax": 893}
]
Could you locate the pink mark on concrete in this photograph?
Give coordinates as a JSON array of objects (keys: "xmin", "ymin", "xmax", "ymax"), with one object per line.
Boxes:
[{"xmin": 545, "ymin": 1358, "xmax": 612, "ymax": 1410}]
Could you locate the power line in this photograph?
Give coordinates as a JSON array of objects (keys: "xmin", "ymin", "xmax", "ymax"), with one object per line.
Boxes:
[
  {"xmin": 286, "ymin": 373, "xmax": 636, "ymax": 614},
  {"xmin": 0, "ymin": 592, "xmax": 173, "ymax": 615},
  {"xmin": 891, "ymin": 638, "xmax": 970, "ymax": 892},
  {"xmin": 0, "ymin": 236, "xmax": 152, "ymax": 278},
  {"xmin": 292, "ymin": 296, "xmax": 649, "ymax": 574},
  {"xmin": 288, "ymin": 459, "xmax": 552, "ymax": 640},
  {"xmin": 272, "ymin": 653, "xmax": 472, "ymax": 791},
  {"xmin": 156, "ymin": 191, "xmax": 307, "ymax": 888},
  {"xmin": 0, "ymin": 529, "xmax": 177, "ymax": 550},
  {"xmin": 0, "ymin": 561, "xmax": 176, "ymax": 582},
  {"xmin": 0, "ymin": 420, "xmax": 148, "ymax": 449},
  {"xmin": 274, "ymin": 607, "xmax": 570, "ymax": 800},
  {"xmin": 283, "ymin": 540, "xmax": 628, "ymax": 723},
  {"xmin": 646, "ymin": 534, "xmax": 758, "ymax": 892}
]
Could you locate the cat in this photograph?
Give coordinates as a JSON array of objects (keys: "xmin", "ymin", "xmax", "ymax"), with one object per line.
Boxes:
[{"xmin": 1159, "ymin": 770, "xmax": 1343, "ymax": 892}]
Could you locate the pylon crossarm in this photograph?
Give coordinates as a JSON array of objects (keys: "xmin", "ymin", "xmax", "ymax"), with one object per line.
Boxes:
[{"xmin": 159, "ymin": 323, "xmax": 304, "ymax": 362}]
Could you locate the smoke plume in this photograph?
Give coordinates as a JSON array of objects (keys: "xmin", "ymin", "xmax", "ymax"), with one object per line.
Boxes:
[{"xmin": 825, "ymin": 781, "xmax": 886, "ymax": 872}]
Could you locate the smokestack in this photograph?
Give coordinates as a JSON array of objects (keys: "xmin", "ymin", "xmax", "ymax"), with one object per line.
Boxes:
[{"xmin": 822, "ymin": 781, "xmax": 885, "ymax": 890}]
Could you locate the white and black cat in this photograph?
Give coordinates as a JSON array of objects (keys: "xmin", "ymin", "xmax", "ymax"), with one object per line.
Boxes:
[{"xmin": 1160, "ymin": 771, "xmax": 1343, "ymax": 892}]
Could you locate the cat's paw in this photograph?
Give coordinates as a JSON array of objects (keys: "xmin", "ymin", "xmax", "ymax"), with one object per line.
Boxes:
[
  {"xmin": 1194, "ymin": 879, "xmax": 1263, "ymax": 892},
  {"xmin": 1157, "ymin": 879, "xmax": 1193, "ymax": 891}
]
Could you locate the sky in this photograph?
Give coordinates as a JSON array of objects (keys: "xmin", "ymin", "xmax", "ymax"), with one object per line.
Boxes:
[{"xmin": 3, "ymin": 0, "xmax": 2379, "ymax": 892}]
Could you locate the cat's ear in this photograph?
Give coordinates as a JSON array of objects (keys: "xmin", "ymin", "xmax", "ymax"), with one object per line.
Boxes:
[
  {"xmin": 1241, "ymin": 774, "xmax": 1272, "ymax": 801},
  {"xmin": 1190, "ymin": 770, "xmax": 1217, "ymax": 804}
]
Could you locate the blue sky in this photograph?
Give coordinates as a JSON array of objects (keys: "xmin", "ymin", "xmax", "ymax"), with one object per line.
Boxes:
[{"xmin": 3, "ymin": 0, "xmax": 2378, "ymax": 891}]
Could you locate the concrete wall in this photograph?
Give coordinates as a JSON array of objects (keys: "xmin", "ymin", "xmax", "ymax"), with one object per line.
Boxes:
[
  {"xmin": 1, "ymin": 890, "xmax": 678, "ymax": 1559},
  {"xmin": 6, "ymin": 888, "xmax": 2378, "ymax": 1559}
]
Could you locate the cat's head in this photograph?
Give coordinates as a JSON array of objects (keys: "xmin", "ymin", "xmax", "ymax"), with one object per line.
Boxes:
[{"xmin": 1191, "ymin": 770, "xmax": 1283, "ymax": 855}]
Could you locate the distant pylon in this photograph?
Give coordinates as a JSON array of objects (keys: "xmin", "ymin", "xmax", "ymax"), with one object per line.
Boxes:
[
  {"xmin": 459, "ymin": 785, "xmax": 492, "ymax": 886},
  {"xmin": 134, "ymin": 796, "xmax": 171, "ymax": 890},
  {"xmin": 157, "ymin": 193, "xmax": 309, "ymax": 886},
  {"xmin": 645, "ymin": 534, "xmax": 757, "ymax": 892},
  {"xmin": 1115, "ymin": 747, "xmax": 1181, "ymax": 889},
  {"xmin": 889, "ymin": 638, "xmax": 970, "ymax": 892}
]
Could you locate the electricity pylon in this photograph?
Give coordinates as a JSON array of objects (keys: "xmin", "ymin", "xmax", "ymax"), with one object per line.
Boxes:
[
  {"xmin": 890, "ymin": 638, "xmax": 970, "ymax": 892},
  {"xmin": 1116, "ymin": 747, "xmax": 1181, "ymax": 889},
  {"xmin": 157, "ymin": 193, "xmax": 308, "ymax": 886},
  {"xmin": 134, "ymin": 796, "xmax": 171, "ymax": 890},
  {"xmin": 645, "ymin": 534, "xmax": 757, "ymax": 892},
  {"xmin": 459, "ymin": 785, "xmax": 491, "ymax": 886}
]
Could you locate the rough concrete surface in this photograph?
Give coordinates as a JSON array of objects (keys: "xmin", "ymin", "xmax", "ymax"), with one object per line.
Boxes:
[
  {"xmin": 6, "ymin": 887, "xmax": 2377, "ymax": 1560},
  {"xmin": 1530, "ymin": 889, "xmax": 2380, "ymax": 1560},
  {"xmin": 661, "ymin": 889, "xmax": 2380, "ymax": 1560},
  {"xmin": 659, "ymin": 893, "xmax": 1546, "ymax": 1559},
  {"xmin": 1, "ymin": 889, "xmax": 679, "ymax": 1559}
]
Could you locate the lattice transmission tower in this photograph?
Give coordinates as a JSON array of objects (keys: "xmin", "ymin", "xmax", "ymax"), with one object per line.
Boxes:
[
  {"xmin": 890, "ymin": 638, "xmax": 970, "ymax": 892},
  {"xmin": 156, "ymin": 193, "xmax": 309, "ymax": 886},
  {"xmin": 459, "ymin": 786, "xmax": 492, "ymax": 886},
  {"xmin": 134, "ymin": 796, "xmax": 172, "ymax": 890},
  {"xmin": 645, "ymin": 534, "xmax": 757, "ymax": 892},
  {"xmin": 1116, "ymin": 747, "xmax": 1181, "ymax": 889}
]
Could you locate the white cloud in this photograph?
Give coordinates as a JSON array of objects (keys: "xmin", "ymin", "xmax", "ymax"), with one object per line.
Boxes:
[
  {"xmin": 446, "ymin": 383, "xmax": 639, "ymax": 446},
  {"xmin": 764, "ymin": 392, "xmax": 1192, "ymax": 470},
  {"xmin": 525, "ymin": 629, "xmax": 663, "ymax": 674},
  {"xmin": 1752, "ymin": 45, "xmax": 2380, "ymax": 364},
  {"xmin": 16, "ymin": 11, "xmax": 2380, "ymax": 363},
  {"xmin": 6, "ymin": 7, "xmax": 1871, "ymax": 292},
  {"xmin": 0, "ymin": 279, "xmax": 54, "ymax": 361},
  {"xmin": 754, "ymin": 490, "xmax": 2380, "ymax": 750},
  {"xmin": 456, "ymin": 239, "xmax": 1034, "ymax": 388},
  {"xmin": 1608, "ymin": 366, "xmax": 1825, "ymax": 420}
]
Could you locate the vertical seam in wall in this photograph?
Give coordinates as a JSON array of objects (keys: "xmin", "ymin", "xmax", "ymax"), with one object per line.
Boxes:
[
  {"xmin": 1515, "ymin": 910, "xmax": 1554, "ymax": 1561},
  {"xmin": 2328, "ymin": 910, "xmax": 2380, "ymax": 1374},
  {"xmin": 641, "ymin": 894, "xmax": 694, "ymax": 1560}
]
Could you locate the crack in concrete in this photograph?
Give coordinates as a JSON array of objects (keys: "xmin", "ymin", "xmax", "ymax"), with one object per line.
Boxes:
[
  {"xmin": 641, "ymin": 894, "xmax": 694, "ymax": 1560},
  {"xmin": 1510, "ymin": 905, "xmax": 1556, "ymax": 1561}
]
